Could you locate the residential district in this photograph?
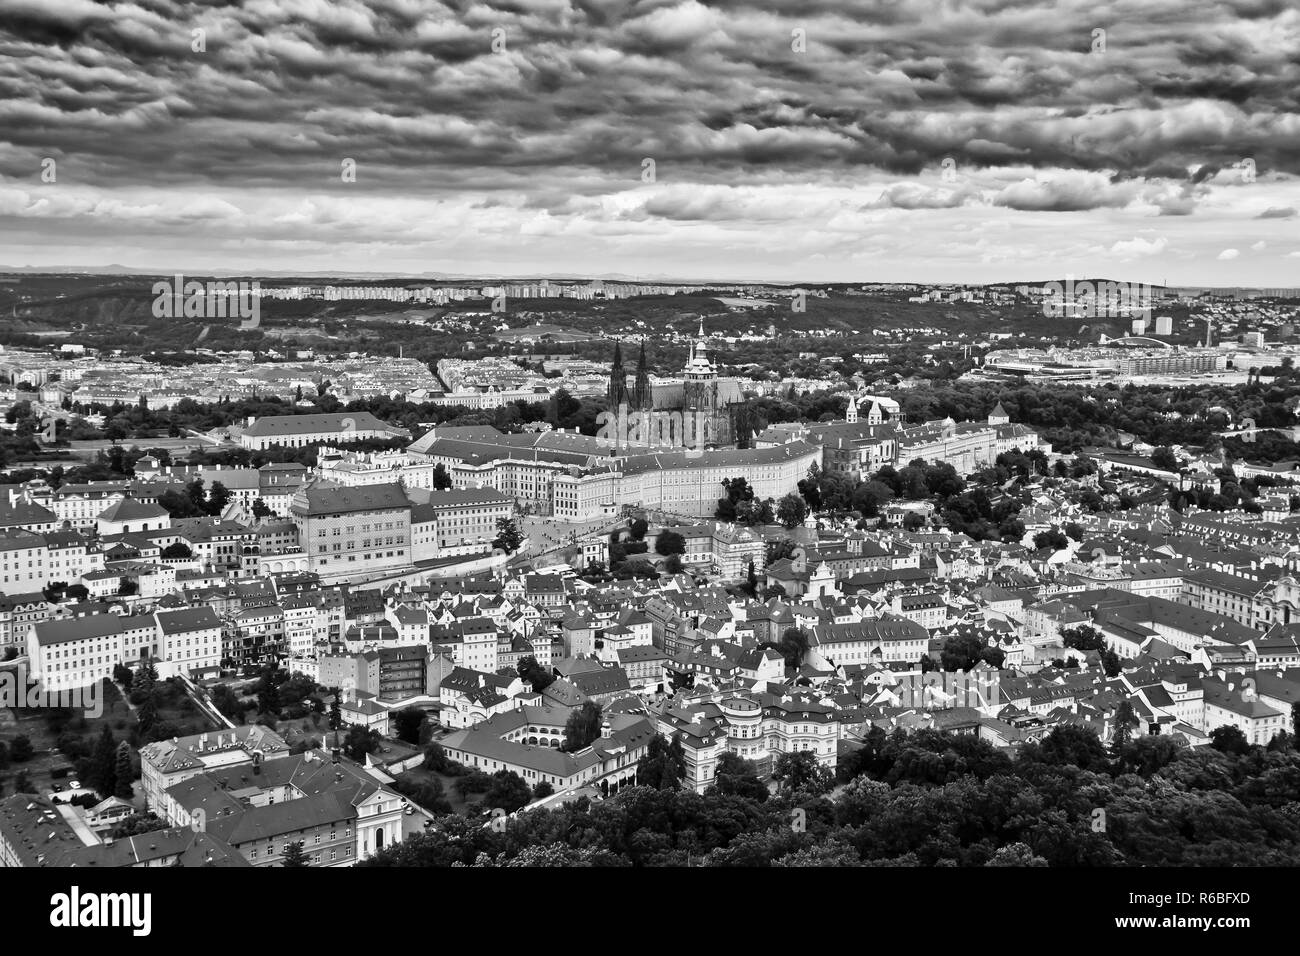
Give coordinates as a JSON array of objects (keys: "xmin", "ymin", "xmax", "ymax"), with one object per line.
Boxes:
[{"xmin": 1, "ymin": 320, "xmax": 1300, "ymax": 868}]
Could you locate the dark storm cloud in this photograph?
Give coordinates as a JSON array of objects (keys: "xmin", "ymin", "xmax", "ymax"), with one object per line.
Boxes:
[
  {"xmin": 0, "ymin": 0, "xmax": 1297, "ymax": 283},
  {"xmin": 2, "ymin": 0, "xmax": 1298, "ymax": 195}
]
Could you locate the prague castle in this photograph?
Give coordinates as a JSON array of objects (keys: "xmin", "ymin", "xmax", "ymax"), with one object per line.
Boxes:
[{"xmin": 605, "ymin": 322, "xmax": 751, "ymax": 450}]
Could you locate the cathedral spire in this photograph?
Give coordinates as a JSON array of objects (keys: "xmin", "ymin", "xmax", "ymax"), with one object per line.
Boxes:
[
  {"xmin": 606, "ymin": 340, "xmax": 628, "ymax": 407},
  {"xmin": 632, "ymin": 339, "xmax": 653, "ymax": 410}
]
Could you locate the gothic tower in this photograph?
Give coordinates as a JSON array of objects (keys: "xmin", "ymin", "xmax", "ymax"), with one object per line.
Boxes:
[
  {"xmin": 607, "ymin": 340, "xmax": 628, "ymax": 408},
  {"xmin": 631, "ymin": 339, "xmax": 653, "ymax": 411},
  {"xmin": 846, "ymin": 395, "xmax": 858, "ymax": 424}
]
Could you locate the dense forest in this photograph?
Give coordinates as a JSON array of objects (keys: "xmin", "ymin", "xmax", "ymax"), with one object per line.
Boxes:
[{"xmin": 360, "ymin": 725, "xmax": 1300, "ymax": 867}]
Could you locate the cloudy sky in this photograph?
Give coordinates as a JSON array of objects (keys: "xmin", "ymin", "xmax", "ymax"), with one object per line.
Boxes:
[{"xmin": 1, "ymin": 0, "xmax": 1298, "ymax": 284}]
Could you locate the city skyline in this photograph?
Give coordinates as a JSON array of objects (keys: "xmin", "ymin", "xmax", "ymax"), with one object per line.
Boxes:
[{"xmin": 1, "ymin": 0, "xmax": 1298, "ymax": 284}]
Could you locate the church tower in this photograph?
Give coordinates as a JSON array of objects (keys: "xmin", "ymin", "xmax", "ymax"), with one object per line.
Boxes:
[
  {"xmin": 607, "ymin": 341, "xmax": 628, "ymax": 408},
  {"xmin": 682, "ymin": 319, "xmax": 719, "ymax": 447},
  {"xmin": 846, "ymin": 395, "xmax": 858, "ymax": 424},
  {"xmin": 988, "ymin": 401, "xmax": 1009, "ymax": 426},
  {"xmin": 631, "ymin": 339, "xmax": 653, "ymax": 411},
  {"xmin": 867, "ymin": 401, "xmax": 883, "ymax": 426},
  {"xmin": 682, "ymin": 320, "xmax": 717, "ymax": 412}
]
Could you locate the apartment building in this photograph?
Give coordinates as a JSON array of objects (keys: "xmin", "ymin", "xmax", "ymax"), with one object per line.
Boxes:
[
  {"xmin": 0, "ymin": 531, "xmax": 47, "ymax": 596},
  {"xmin": 154, "ymin": 606, "xmax": 223, "ymax": 675},
  {"xmin": 290, "ymin": 481, "xmax": 412, "ymax": 577},
  {"xmin": 139, "ymin": 726, "xmax": 292, "ymax": 812},
  {"xmin": 408, "ymin": 487, "xmax": 513, "ymax": 560},
  {"xmin": 809, "ymin": 617, "xmax": 931, "ymax": 668},
  {"xmin": 0, "ymin": 592, "xmax": 51, "ymax": 655},
  {"xmin": 26, "ymin": 613, "xmax": 160, "ymax": 692}
]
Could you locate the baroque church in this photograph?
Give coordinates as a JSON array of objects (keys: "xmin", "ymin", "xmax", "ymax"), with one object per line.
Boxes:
[{"xmin": 606, "ymin": 321, "xmax": 752, "ymax": 449}]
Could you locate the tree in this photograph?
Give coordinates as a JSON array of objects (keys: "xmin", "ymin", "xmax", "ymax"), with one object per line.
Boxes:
[
  {"xmin": 206, "ymin": 480, "xmax": 232, "ymax": 516},
  {"xmin": 393, "ymin": 707, "xmax": 426, "ymax": 745},
  {"xmin": 636, "ymin": 734, "xmax": 686, "ymax": 789},
  {"xmin": 282, "ymin": 841, "xmax": 310, "ymax": 868},
  {"xmin": 493, "ymin": 517, "xmax": 524, "ymax": 554},
  {"xmin": 397, "ymin": 776, "xmax": 453, "ymax": 815},
  {"xmin": 161, "ymin": 542, "xmax": 193, "ymax": 559},
  {"xmin": 1112, "ymin": 700, "xmax": 1138, "ymax": 751},
  {"xmin": 1209, "ymin": 725, "xmax": 1250, "ymax": 756},
  {"xmin": 329, "ymin": 690, "xmax": 343, "ymax": 736},
  {"xmin": 135, "ymin": 659, "xmax": 158, "ymax": 692},
  {"xmin": 343, "ymin": 725, "xmax": 381, "ymax": 762},
  {"xmin": 517, "ymin": 655, "xmax": 555, "ymax": 692},
  {"xmin": 533, "ymin": 781, "xmax": 555, "ymax": 800},
  {"xmin": 772, "ymin": 750, "xmax": 834, "ymax": 796},
  {"xmin": 765, "ymin": 627, "xmax": 809, "ymax": 669},
  {"xmin": 1033, "ymin": 529, "xmax": 1068, "ymax": 551},
  {"xmin": 432, "ymin": 463, "xmax": 452, "ymax": 490},
  {"xmin": 710, "ymin": 752, "xmax": 768, "ymax": 801},
  {"xmin": 90, "ymin": 726, "xmax": 117, "ymax": 796},
  {"xmin": 423, "ymin": 743, "xmax": 463, "ymax": 776},
  {"xmin": 113, "ymin": 742, "xmax": 135, "ymax": 799},
  {"xmin": 7, "ymin": 733, "xmax": 33, "ymax": 764},
  {"xmin": 453, "ymin": 770, "xmax": 493, "ymax": 799},
  {"xmin": 851, "ymin": 480, "xmax": 894, "ymax": 518},
  {"xmin": 1151, "ymin": 446, "xmax": 1179, "ymax": 471},
  {"xmin": 562, "ymin": 702, "xmax": 604, "ymax": 752},
  {"xmin": 986, "ymin": 843, "xmax": 1049, "ymax": 867},
  {"xmin": 482, "ymin": 770, "xmax": 532, "ymax": 814},
  {"xmin": 776, "ymin": 492, "xmax": 809, "ymax": 529},
  {"xmin": 1063, "ymin": 625, "xmax": 1105, "ymax": 652},
  {"xmin": 716, "ymin": 476, "xmax": 755, "ymax": 520},
  {"xmin": 655, "ymin": 530, "xmax": 686, "ymax": 557},
  {"xmin": 136, "ymin": 694, "xmax": 158, "ymax": 740},
  {"xmin": 257, "ymin": 674, "xmax": 281, "ymax": 716}
]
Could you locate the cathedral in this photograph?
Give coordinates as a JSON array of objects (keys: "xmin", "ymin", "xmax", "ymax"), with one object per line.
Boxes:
[{"xmin": 605, "ymin": 322, "xmax": 750, "ymax": 450}]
